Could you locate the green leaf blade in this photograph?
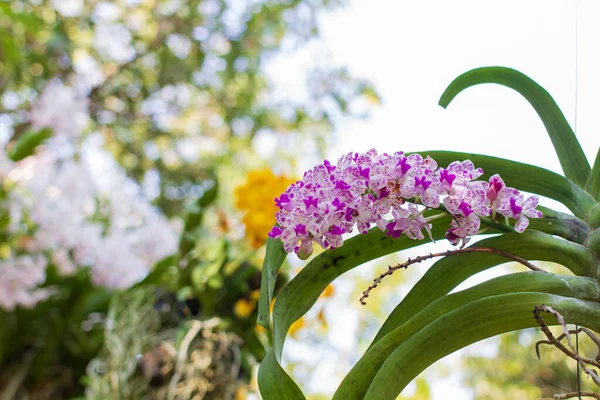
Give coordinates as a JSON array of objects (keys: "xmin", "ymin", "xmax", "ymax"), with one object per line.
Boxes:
[
  {"xmin": 7, "ymin": 128, "xmax": 52, "ymax": 161},
  {"xmin": 364, "ymin": 293, "xmax": 600, "ymax": 399},
  {"xmin": 257, "ymin": 237, "xmax": 287, "ymax": 330},
  {"xmin": 439, "ymin": 66, "xmax": 591, "ymax": 187},
  {"xmin": 372, "ymin": 230, "xmax": 596, "ymax": 345},
  {"xmin": 586, "ymin": 147, "xmax": 600, "ymax": 200},
  {"xmin": 270, "ymin": 214, "xmax": 453, "ymax": 358},
  {"xmin": 334, "ymin": 273, "xmax": 600, "ymax": 400},
  {"xmin": 258, "ymin": 350, "xmax": 306, "ymax": 400}
]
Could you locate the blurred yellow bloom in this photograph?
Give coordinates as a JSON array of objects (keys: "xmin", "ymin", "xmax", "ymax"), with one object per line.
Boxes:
[
  {"xmin": 249, "ymin": 289, "xmax": 260, "ymax": 301},
  {"xmin": 320, "ymin": 284, "xmax": 334, "ymax": 299},
  {"xmin": 317, "ymin": 309, "xmax": 328, "ymax": 330},
  {"xmin": 235, "ymin": 386, "xmax": 248, "ymax": 400},
  {"xmin": 234, "ymin": 168, "xmax": 295, "ymax": 248},
  {"xmin": 233, "ymin": 290, "xmax": 261, "ymax": 318},
  {"xmin": 288, "ymin": 317, "xmax": 305, "ymax": 336},
  {"xmin": 233, "ymin": 298, "xmax": 256, "ymax": 318},
  {"xmin": 0, "ymin": 243, "xmax": 10, "ymax": 260}
]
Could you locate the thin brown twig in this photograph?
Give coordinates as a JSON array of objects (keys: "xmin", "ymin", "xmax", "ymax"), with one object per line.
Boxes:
[
  {"xmin": 553, "ymin": 391, "xmax": 600, "ymax": 399},
  {"xmin": 537, "ymin": 328, "xmax": 600, "ymax": 363},
  {"xmin": 534, "ymin": 305, "xmax": 600, "ymax": 388},
  {"xmin": 359, "ymin": 247, "xmax": 545, "ymax": 305}
]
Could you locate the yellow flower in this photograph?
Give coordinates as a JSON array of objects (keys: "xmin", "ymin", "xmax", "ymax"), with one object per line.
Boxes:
[
  {"xmin": 320, "ymin": 284, "xmax": 334, "ymax": 299},
  {"xmin": 288, "ymin": 317, "xmax": 305, "ymax": 336},
  {"xmin": 233, "ymin": 290, "xmax": 261, "ymax": 318},
  {"xmin": 233, "ymin": 298, "xmax": 256, "ymax": 318},
  {"xmin": 234, "ymin": 168, "xmax": 295, "ymax": 248},
  {"xmin": 235, "ymin": 386, "xmax": 248, "ymax": 400}
]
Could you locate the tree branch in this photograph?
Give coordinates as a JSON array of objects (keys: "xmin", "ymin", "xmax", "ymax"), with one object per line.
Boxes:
[
  {"xmin": 534, "ymin": 305, "xmax": 600, "ymax": 388},
  {"xmin": 359, "ymin": 247, "xmax": 545, "ymax": 305}
]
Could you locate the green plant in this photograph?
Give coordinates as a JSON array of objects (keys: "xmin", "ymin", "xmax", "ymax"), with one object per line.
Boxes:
[{"xmin": 257, "ymin": 66, "xmax": 600, "ymax": 399}]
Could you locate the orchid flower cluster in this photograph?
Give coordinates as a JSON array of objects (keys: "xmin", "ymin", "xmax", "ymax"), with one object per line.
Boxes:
[{"xmin": 268, "ymin": 149, "xmax": 542, "ymax": 259}]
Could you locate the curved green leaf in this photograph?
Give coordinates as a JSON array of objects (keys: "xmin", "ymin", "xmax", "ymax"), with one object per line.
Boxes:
[
  {"xmin": 587, "ymin": 148, "xmax": 600, "ymax": 200},
  {"xmin": 411, "ymin": 151, "xmax": 597, "ymax": 219},
  {"xmin": 257, "ymin": 237, "xmax": 287, "ymax": 330},
  {"xmin": 439, "ymin": 66, "xmax": 591, "ymax": 187},
  {"xmin": 258, "ymin": 350, "xmax": 306, "ymax": 400},
  {"xmin": 270, "ymin": 214, "xmax": 454, "ymax": 359},
  {"xmin": 584, "ymin": 228, "xmax": 600, "ymax": 272},
  {"xmin": 372, "ymin": 230, "xmax": 596, "ymax": 345},
  {"xmin": 364, "ymin": 293, "xmax": 600, "ymax": 399},
  {"xmin": 588, "ymin": 203, "xmax": 600, "ymax": 230},
  {"xmin": 7, "ymin": 128, "xmax": 52, "ymax": 161},
  {"xmin": 530, "ymin": 205, "xmax": 590, "ymax": 244},
  {"xmin": 257, "ymin": 216, "xmax": 454, "ymax": 398},
  {"xmin": 258, "ymin": 207, "xmax": 594, "ymax": 396},
  {"xmin": 258, "ymin": 216, "xmax": 594, "ymax": 397},
  {"xmin": 334, "ymin": 272, "xmax": 600, "ymax": 399}
]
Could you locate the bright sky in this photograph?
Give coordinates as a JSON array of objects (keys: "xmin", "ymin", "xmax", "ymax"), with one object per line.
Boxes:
[
  {"xmin": 268, "ymin": 1, "xmax": 600, "ymax": 398},
  {"xmin": 321, "ymin": 0, "xmax": 599, "ymax": 170}
]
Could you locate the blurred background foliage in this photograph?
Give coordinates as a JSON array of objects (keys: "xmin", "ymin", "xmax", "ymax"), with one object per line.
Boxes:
[
  {"xmin": 0, "ymin": 0, "xmax": 377, "ymax": 216},
  {"xmin": 462, "ymin": 327, "xmax": 599, "ymax": 399},
  {"xmin": 0, "ymin": 0, "xmax": 378, "ymax": 398},
  {"xmin": 0, "ymin": 1, "xmax": 592, "ymax": 399}
]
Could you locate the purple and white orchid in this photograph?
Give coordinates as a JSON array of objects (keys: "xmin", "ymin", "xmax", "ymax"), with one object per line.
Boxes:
[{"xmin": 269, "ymin": 149, "xmax": 543, "ymax": 259}]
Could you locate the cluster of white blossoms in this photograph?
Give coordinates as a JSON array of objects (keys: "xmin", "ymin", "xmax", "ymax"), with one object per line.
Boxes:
[
  {"xmin": 0, "ymin": 255, "xmax": 54, "ymax": 311},
  {"xmin": 29, "ymin": 80, "xmax": 90, "ymax": 139},
  {"xmin": 0, "ymin": 81, "xmax": 178, "ymax": 310}
]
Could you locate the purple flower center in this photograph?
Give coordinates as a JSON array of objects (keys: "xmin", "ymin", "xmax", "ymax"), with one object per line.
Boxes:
[
  {"xmin": 486, "ymin": 177, "xmax": 504, "ymax": 201},
  {"xmin": 378, "ymin": 187, "xmax": 390, "ymax": 199},
  {"xmin": 303, "ymin": 196, "xmax": 319, "ymax": 211},
  {"xmin": 385, "ymin": 219, "xmax": 409, "ymax": 239},
  {"xmin": 491, "ymin": 178, "xmax": 503, "ymax": 192},
  {"xmin": 509, "ymin": 197, "xmax": 523, "ymax": 216},
  {"xmin": 328, "ymin": 225, "xmax": 346, "ymax": 235},
  {"xmin": 395, "ymin": 157, "xmax": 411, "ymax": 177},
  {"xmin": 445, "ymin": 228, "xmax": 459, "ymax": 243},
  {"xmin": 344, "ymin": 207, "xmax": 359, "ymax": 222},
  {"xmin": 440, "ymin": 169, "xmax": 456, "ymax": 189},
  {"xmin": 331, "ymin": 197, "xmax": 346, "ymax": 212},
  {"xmin": 385, "ymin": 221, "xmax": 403, "ymax": 238},
  {"xmin": 269, "ymin": 226, "xmax": 283, "ymax": 238},
  {"xmin": 335, "ymin": 180, "xmax": 351, "ymax": 190},
  {"xmin": 358, "ymin": 166, "xmax": 371, "ymax": 180},
  {"xmin": 293, "ymin": 224, "xmax": 307, "ymax": 236},
  {"xmin": 458, "ymin": 200, "xmax": 474, "ymax": 217},
  {"xmin": 414, "ymin": 175, "xmax": 432, "ymax": 193},
  {"xmin": 323, "ymin": 159, "xmax": 336, "ymax": 173},
  {"xmin": 275, "ymin": 193, "xmax": 291, "ymax": 209}
]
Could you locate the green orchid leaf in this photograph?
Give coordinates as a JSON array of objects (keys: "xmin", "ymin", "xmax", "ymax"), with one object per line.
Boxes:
[
  {"xmin": 257, "ymin": 216, "xmax": 454, "ymax": 398},
  {"xmin": 587, "ymin": 147, "xmax": 600, "ymax": 200},
  {"xmin": 439, "ymin": 66, "xmax": 591, "ymax": 187},
  {"xmin": 334, "ymin": 272, "xmax": 600, "ymax": 399},
  {"xmin": 411, "ymin": 151, "xmax": 596, "ymax": 219},
  {"xmin": 372, "ymin": 230, "xmax": 596, "ymax": 345},
  {"xmin": 257, "ymin": 237, "xmax": 287, "ymax": 330},
  {"xmin": 588, "ymin": 203, "xmax": 600, "ymax": 230},
  {"xmin": 7, "ymin": 128, "xmax": 52, "ymax": 161},
  {"xmin": 364, "ymin": 293, "xmax": 600, "ymax": 399},
  {"xmin": 269, "ymin": 214, "xmax": 454, "ymax": 360},
  {"xmin": 258, "ymin": 214, "xmax": 593, "ymax": 397},
  {"xmin": 530, "ymin": 205, "xmax": 590, "ymax": 244},
  {"xmin": 257, "ymin": 349, "xmax": 306, "ymax": 400}
]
